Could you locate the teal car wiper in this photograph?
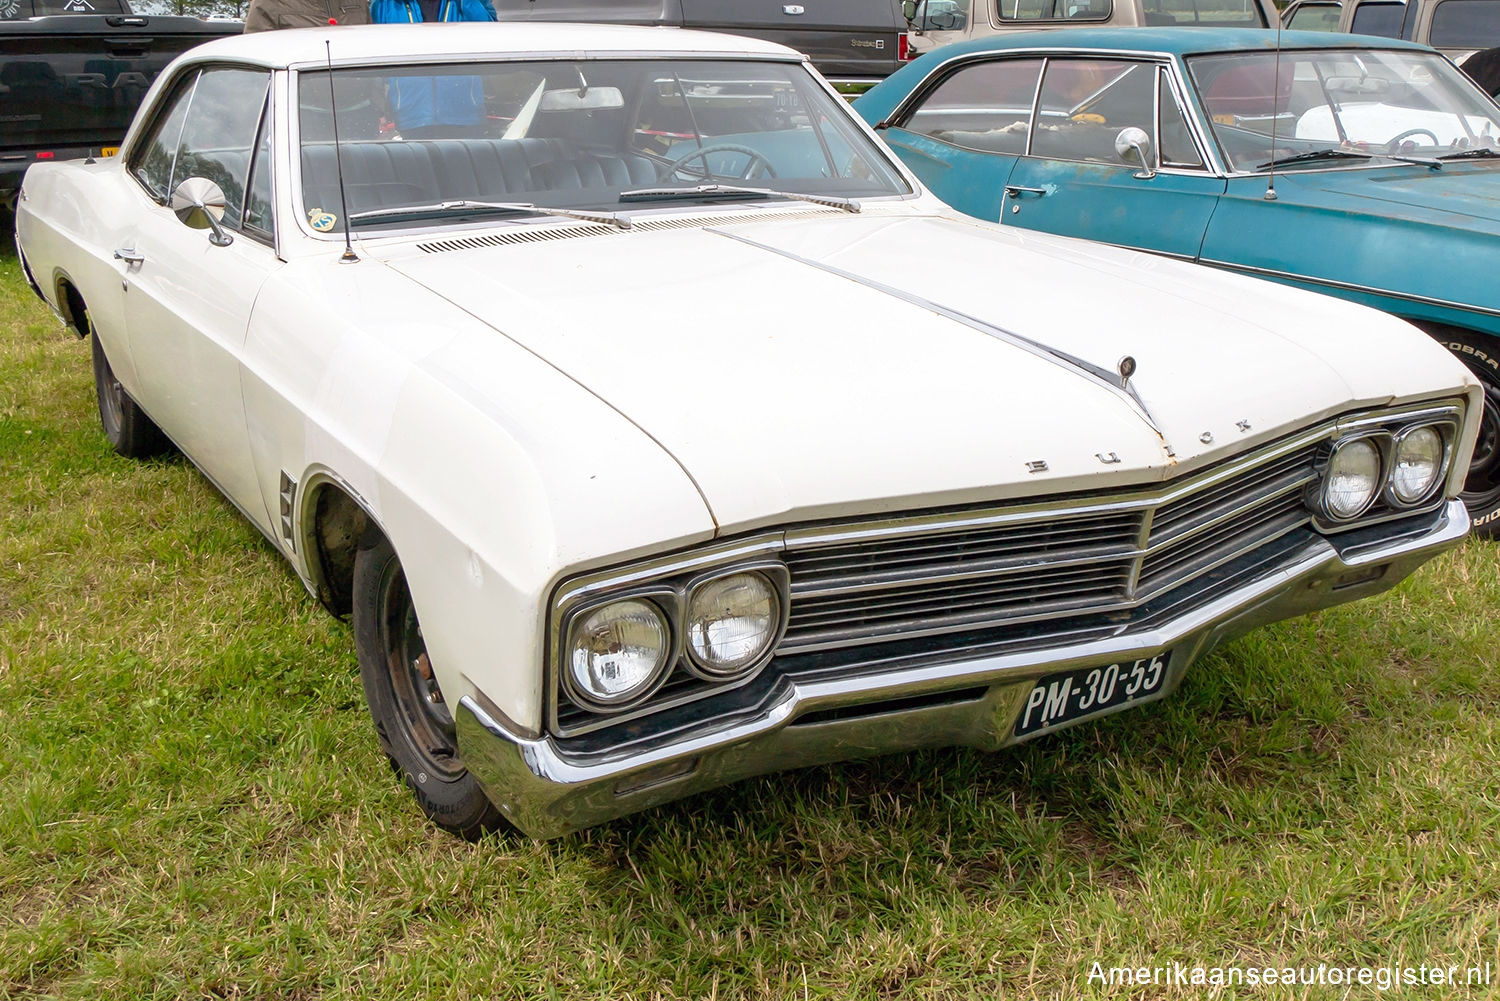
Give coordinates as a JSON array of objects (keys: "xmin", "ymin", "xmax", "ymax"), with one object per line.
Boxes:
[
  {"xmin": 618, "ymin": 184, "xmax": 862, "ymax": 214},
  {"xmin": 1437, "ymin": 147, "xmax": 1500, "ymax": 161},
  {"xmin": 348, "ymin": 200, "xmax": 632, "ymax": 230},
  {"xmin": 1256, "ymin": 148, "xmax": 1372, "ymax": 171}
]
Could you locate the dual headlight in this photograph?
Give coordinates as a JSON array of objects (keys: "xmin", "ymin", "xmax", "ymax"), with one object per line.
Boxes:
[
  {"xmin": 563, "ymin": 567, "xmax": 787, "ymax": 713},
  {"xmin": 1320, "ymin": 422, "xmax": 1451, "ymax": 522}
]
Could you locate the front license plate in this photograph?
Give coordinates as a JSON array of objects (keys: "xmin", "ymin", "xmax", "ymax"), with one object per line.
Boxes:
[
  {"xmin": 99, "ymin": 146, "xmax": 119, "ymax": 158},
  {"xmin": 1013, "ymin": 653, "xmax": 1169, "ymax": 739}
]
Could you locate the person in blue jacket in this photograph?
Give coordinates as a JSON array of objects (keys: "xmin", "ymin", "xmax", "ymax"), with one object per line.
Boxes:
[{"xmin": 369, "ymin": 0, "xmax": 496, "ymax": 137}]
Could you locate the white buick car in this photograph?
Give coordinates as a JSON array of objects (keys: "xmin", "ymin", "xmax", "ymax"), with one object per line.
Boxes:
[{"xmin": 14, "ymin": 23, "xmax": 1482, "ymax": 839}]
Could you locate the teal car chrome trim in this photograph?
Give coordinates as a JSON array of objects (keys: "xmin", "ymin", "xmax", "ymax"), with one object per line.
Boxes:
[{"xmin": 1200, "ymin": 260, "xmax": 1500, "ymax": 321}]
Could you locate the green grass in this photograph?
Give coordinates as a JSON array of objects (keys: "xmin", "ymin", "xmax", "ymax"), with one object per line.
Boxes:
[{"xmin": 2, "ymin": 227, "xmax": 1497, "ymax": 999}]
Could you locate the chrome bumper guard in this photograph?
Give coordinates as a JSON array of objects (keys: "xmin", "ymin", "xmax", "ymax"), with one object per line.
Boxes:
[{"xmin": 457, "ymin": 500, "xmax": 1469, "ymax": 838}]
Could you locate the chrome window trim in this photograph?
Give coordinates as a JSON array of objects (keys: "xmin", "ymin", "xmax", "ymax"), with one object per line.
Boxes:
[
  {"xmin": 884, "ymin": 48, "xmax": 1227, "ymax": 175},
  {"xmin": 287, "ymin": 55, "xmax": 914, "ymax": 244}
]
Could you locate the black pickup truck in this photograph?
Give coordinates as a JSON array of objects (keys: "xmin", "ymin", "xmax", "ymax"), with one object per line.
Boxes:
[
  {"xmin": 492, "ymin": 0, "xmax": 906, "ymax": 92},
  {"xmin": 1, "ymin": 10, "xmax": 240, "ymax": 210}
]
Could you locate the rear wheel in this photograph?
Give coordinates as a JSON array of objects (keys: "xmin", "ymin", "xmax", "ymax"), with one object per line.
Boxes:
[
  {"xmin": 353, "ymin": 534, "xmax": 507, "ymax": 840},
  {"xmin": 90, "ymin": 321, "xmax": 168, "ymax": 458},
  {"xmin": 1428, "ymin": 326, "xmax": 1500, "ymax": 535}
]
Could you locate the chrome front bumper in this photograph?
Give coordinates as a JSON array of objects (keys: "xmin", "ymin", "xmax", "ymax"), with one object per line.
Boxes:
[{"xmin": 457, "ymin": 499, "xmax": 1470, "ymax": 838}]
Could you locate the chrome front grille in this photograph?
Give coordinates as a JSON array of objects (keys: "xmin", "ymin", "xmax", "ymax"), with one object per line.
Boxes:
[{"xmin": 776, "ymin": 441, "xmax": 1323, "ymax": 655}]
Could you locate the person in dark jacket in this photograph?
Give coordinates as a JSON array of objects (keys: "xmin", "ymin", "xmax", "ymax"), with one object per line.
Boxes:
[
  {"xmin": 245, "ymin": 0, "xmax": 370, "ymax": 31},
  {"xmin": 369, "ymin": 0, "xmax": 496, "ymax": 137}
]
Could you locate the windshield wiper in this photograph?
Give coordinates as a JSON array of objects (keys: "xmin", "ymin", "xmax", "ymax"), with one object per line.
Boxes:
[
  {"xmin": 1437, "ymin": 146, "xmax": 1500, "ymax": 161},
  {"xmin": 1256, "ymin": 148, "xmax": 1372, "ymax": 170},
  {"xmin": 348, "ymin": 200, "xmax": 632, "ymax": 230},
  {"xmin": 618, "ymin": 183, "xmax": 862, "ymax": 214}
]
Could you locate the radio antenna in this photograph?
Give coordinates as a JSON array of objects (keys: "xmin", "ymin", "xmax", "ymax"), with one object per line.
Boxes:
[
  {"xmin": 325, "ymin": 40, "xmax": 359, "ymax": 262},
  {"xmin": 1265, "ymin": 18, "xmax": 1283, "ymax": 201}
]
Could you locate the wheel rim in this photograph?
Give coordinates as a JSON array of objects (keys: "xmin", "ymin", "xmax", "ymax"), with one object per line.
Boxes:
[
  {"xmin": 380, "ymin": 561, "xmax": 464, "ymax": 780},
  {"xmin": 1461, "ymin": 377, "xmax": 1500, "ymax": 512}
]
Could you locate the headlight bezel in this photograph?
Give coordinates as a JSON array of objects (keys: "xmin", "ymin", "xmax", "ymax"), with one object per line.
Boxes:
[
  {"xmin": 559, "ymin": 590, "xmax": 677, "ymax": 713},
  {"xmin": 1319, "ymin": 433, "xmax": 1385, "ymax": 523},
  {"xmin": 1384, "ymin": 422, "xmax": 1451, "ymax": 508},
  {"xmin": 1312, "ymin": 410, "xmax": 1461, "ymax": 531},
  {"xmin": 547, "ymin": 535, "xmax": 789, "ymax": 738},
  {"xmin": 681, "ymin": 564, "xmax": 789, "ymax": 681}
]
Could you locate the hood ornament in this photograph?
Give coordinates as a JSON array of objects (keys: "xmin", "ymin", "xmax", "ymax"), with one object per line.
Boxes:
[{"xmin": 1117, "ymin": 355, "xmax": 1136, "ymax": 391}]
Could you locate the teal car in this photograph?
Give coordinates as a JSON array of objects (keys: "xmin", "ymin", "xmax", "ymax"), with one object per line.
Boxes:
[{"xmin": 855, "ymin": 28, "xmax": 1500, "ymax": 533}]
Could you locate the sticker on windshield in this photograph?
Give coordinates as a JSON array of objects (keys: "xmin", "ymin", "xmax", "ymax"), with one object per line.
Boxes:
[{"xmin": 308, "ymin": 207, "xmax": 337, "ymax": 232}]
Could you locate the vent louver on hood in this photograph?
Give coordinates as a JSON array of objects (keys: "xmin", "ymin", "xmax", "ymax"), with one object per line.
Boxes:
[{"xmin": 414, "ymin": 208, "xmax": 842, "ymax": 254}]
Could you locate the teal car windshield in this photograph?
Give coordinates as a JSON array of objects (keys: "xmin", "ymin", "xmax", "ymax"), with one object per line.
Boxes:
[
  {"xmin": 297, "ymin": 59, "xmax": 909, "ymax": 232},
  {"xmin": 1188, "ymin": 48, "xmax": 1500, "ymax": 172}
]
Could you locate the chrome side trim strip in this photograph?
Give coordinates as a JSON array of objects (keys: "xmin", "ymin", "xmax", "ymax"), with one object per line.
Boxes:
[{"xmin": 1199, "ymin": 259, "xmax": 1500, "ymax": 321}]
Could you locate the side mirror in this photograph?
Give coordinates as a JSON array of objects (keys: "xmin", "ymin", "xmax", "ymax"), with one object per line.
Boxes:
[
  {"xmin": 901, "ymin": 0, "xmax": 918, "ymax": 21},
  {"xmin": 1114, "ymin": 127, "xmax": 1156, "ymax": 179},
  {"xmin": 170, "ymin": 177, "xmax": 234, "ymax": 247}
]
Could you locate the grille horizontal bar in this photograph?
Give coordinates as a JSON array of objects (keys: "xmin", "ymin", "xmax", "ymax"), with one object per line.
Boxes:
[{"xmin": 777, "ymin": 440, "xmax": 1323, "ymax": 653}]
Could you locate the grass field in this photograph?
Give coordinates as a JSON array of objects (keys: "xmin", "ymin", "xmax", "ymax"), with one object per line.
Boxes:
[{"xmin": 2, "ymin": 225, "xmax": 1497, "ymax": 1000}]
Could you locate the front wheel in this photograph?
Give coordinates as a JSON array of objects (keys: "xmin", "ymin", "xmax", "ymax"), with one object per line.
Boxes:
[
  {"xmin": 1429, "ymin": 327, "xmax": 1500, "ymax": 536},
  {"xmin": 353, "ymin": 534, "xmax": 507, "ymax": 839}
]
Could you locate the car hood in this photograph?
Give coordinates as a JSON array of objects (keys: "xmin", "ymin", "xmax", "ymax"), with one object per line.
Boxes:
[
  {"xmin": 1292, "ymin": 162, "xmax": 1500, "ymax": 228},
  {"xmin": 381, "ymin": 209, "xmax": 1447, "ymax": 533}
]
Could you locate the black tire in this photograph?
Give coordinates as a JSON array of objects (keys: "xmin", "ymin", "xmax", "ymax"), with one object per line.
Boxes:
[
  {"xmin": 1460, "ymin": 47, "xmax": 1500, "ymax": 98},
  {"xmin": 1429, "ymin": 326, "xmax": 1500, "ymax": 536},
  {"xmin": 90, "ymin": 322, "xmax": 169, "ymax": 459},
  {"xmin": 353, "ymin": 533, "xmax": 507, "ymax": 840}
]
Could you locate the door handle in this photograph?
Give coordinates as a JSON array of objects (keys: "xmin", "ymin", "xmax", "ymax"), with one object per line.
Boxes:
[
  {"xmin": 1004, "ymin": 184, "xmax": 1050, "ymax": 198},
  {"xmin": 113, "ymin": 247, "xmax": 145, "ymax": 266}
]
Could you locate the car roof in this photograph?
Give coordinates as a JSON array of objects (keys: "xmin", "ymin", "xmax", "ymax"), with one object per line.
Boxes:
[
  {"xmin": 175, "ymin": 20, "xmax": 803, "ymax": 70},
  {"xmin": 902, "ymin": 25, "xmax": 1433, "ymax": 61}
]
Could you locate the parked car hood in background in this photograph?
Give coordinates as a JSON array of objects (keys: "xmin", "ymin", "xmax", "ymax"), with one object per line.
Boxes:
[{"xmin": 380, "ymin": 209, "xmax": 1464, "ymax": 534}]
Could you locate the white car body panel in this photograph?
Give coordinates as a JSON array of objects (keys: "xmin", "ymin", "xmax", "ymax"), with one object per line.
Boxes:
[{"xmin": 11, "ymin": 20, "xmax": 1483, "ymax": 835}]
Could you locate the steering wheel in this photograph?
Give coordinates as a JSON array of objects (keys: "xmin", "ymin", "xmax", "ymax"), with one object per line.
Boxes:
[
  {"xmin": 663, "ymin": 143, "xmax": 777, "ymax": 182},
  {"xmin": 1386, "ymin": 127, "xmax": 1440, "ymax": 153}
]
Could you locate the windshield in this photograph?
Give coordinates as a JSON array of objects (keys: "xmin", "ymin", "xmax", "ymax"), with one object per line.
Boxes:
[
  {"xmin": 1188, "ymin": 48, "xmax": 1500, "ymax": 172},
  {"xmin": 296, "ymin": 59, "xmax": 909, "ymax": 232}
]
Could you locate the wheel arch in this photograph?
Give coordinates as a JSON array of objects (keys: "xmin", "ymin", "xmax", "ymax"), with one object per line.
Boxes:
[
  {"xmin": 54, "ymin": 274, "xmax": 88, "ymax": 338},
  {"xmin": 298, "ymin": 471, "xmax": 386, "ymax": 620}
]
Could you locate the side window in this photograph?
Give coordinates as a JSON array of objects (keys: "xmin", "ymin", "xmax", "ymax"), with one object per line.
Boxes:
[
  {"xmin": 996, "ymin": 0, "xmax": 1111, "ymax": 21},
  {"xmin": 1430, "ymin": 0, "xmax": 1500, "ymax": 47},
  {"xmin": 172, "ymin": 68, "xmax": 272, "ymax": 232},
  {"xmin": 129, "ymin": 70, "xmax": 199, "ymax": 203},
  {"xmin": 1030, "ymin": 59, "xmax": 1154, "ymax": 165},
  {"xmin": 898, "ymin": 58, "xmax": 1044, "ymax": 155},
  {"xmin": 1349, "ymin": 0, "xmax": 1406, "ymax": 35},
  {"xmin": 1285, "ymin": 1, "xmax": 1344, "ymax": 29},
  {"xmin": 1158, "ymin": 70, "xmax": 1204, "ymax": 168},
  {"xmin": 243, "ymin": 94, "xmax": 275, "ymax": 239}
]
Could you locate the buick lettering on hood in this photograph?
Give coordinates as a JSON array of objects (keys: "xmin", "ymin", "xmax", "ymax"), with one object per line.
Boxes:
[{"xmin": 14, "ymin": 23, "xmax": 1482, "ymax": 838}]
